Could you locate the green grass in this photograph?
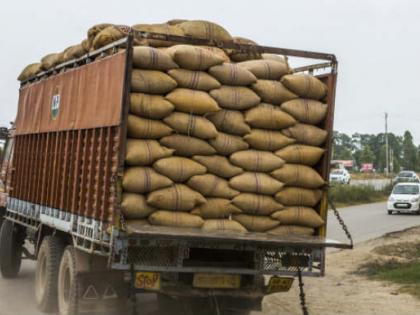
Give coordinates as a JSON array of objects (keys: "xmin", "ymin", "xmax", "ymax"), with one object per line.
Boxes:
[{"xmin": 329, "ymin": 183, "xmax": 392, "ymax": 207}]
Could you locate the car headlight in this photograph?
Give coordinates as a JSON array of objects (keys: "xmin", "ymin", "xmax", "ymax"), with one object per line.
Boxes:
[
  {"xmin": 389, "ymin": 197, "xmax": 395, "ymax": 202},
  {"xmin": 410, "ymin": 197, "xmax": 419, "ymax": 202}
]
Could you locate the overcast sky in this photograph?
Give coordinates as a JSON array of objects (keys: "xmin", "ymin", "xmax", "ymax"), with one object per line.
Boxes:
[{"xmin": 1, "ymin": 0, "xmax": 419, "ymax": 142}]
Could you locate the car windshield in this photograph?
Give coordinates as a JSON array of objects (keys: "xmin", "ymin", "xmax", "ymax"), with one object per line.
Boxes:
[
  {"xmin": 331, "ymin": 170, "xmax": 343, "ymax": 175},
  {"xmin": 392, "ymin": 185, "xmax": 419, "ymax": 195},
  {"xmin": 399, "ymin": 172, "xmax": 414, "ymax": 178}
]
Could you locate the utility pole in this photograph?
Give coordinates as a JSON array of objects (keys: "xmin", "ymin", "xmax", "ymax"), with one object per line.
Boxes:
[{"xmin": 385, "ymin": 112, "xmax": 389, "ymax": 176}]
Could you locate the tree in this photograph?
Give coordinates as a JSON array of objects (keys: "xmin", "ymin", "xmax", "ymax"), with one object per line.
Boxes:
[
  {"xmin": 359, "ymin": 145, "xmax": 375, "ymax": 164},
  {"xmin": 401, "ymin": 131, "xmax": 418, "ymax": 170}
]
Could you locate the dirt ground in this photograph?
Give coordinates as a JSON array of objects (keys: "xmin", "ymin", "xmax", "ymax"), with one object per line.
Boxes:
[{"xmin": 256, "ymin": 226, "xmax": 420, "ymax": 315}]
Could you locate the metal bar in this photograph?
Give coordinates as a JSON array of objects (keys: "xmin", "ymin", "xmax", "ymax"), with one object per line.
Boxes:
[
  {"xmin": 78, "ymin": 129, "xmax": 89, "ymax": 217},
  {"xmin": 85, "ymin": 129, "xmax": 96, "ymax": 218},
  {"xmin": 100, "ymin": 127, "xmax": 112, "ymax": 223},
  {"xmin": 293, "ymin": 62, "xmax": 334, "ymax": 74},
  {"xmin": 93, "ymin": 128, "xmax": 104, "ymax": 219},
  {"xmin": 40, "ymin": 133, "xmax": 51, "ymax": 205},
  {"xmin": 34, "ymin": 133, "xmax": 43, "ymax": 204},
  {"xmin": 59, "ymin": 131, "xmax": 70, "ymax": 210},
  {"xmin": 70, "ymin": 130, "xmax": 82, "ymax": 214}
]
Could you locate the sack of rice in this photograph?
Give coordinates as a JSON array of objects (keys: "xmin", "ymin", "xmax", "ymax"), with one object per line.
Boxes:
[
  {"xmin": 126, "ymin": 219, "xmax": 151, "ymax": 234},
  {"xmin": 92, "ymin": 25, "xmax": 130, "ymax": 50},
  {"xmin": 125, "ymin": 139, "xmax": 174, "ymax": 166},
  {"xmin": 251, "ymin": 80, "xmax": 297, "ymax": 105},
  {"xmin": 167, "ymin": 45, "xmax": 225, "ymax": 71},
  {"xmin": 122, "ymin": 167, "xmax": 173, "ymax": 193},
  {"xmin": 245, "ymin": 104, "xmax": 296, "ymax": 130},
  {"xmin": 160, "ymin": 134, "xmax": 216, "ymax": 156},
  {"xmin": 166, "ymin": 88, "xmax": 220, "ymax": 114},
  {"xmin": 121, "ymin": 193, "xmax": 156, "ymax": 219},
  {"xmin": 127, "ymin": 115, "xmax": 172, "ymax": 139},
  {"xmin": 271, "ymin": 164, "xmax": 325, "ymax": 189},
  {"xmin": 281, "ymin": 74, "xmax": 327, "ymax": 100},
  {"xmin": 41, "ymin": 52, "xmax": 64, "ymax": 70},
  {"xmin": 275, "ymin": 187, "xmax": 323, "ymax": 207},
  {"xmin": 229, "ymin": 37, "xmax": 261, "ymax": 62},
  {"xmin": 209, "ymin": 132, "xmax": 249, "ymax": 156},
  {"xmin": 238, "ymin": 60, "xmax": 289, "ymax": 80},
  {"xmin": 176, "ymin": 20, "xmax": 233, "ymax": 42},
  {"xmin": 232, "ymin": 193, "xmax": 283, "ymax": 216},
  {"xmin": 149, "ymin": 211, "xmax": 204, "ymax": 228},
  {"xmin": 132, "ymin": 23, "xmax": 184, "ymax": 47},
  {"xmin": 147, "ymin": 184, "xmax": 206, "ymax": 211},
  {"xmin": 281, "ymin": 99, "xmax": 328, "ymax": 125},
  {"xmin": 191, "ymin": 198, "xmax": 242, "ymax": 219},
  {"xmin": 192, "ymin": 155, "xmax": 243, "ymax": 178},
  {"xmin": 230, "ymin": 150, "xmax": 285, "ymax": 172},
  {"xmin": 233, "ymin": 214, "xmax": 279, "ymax": 232},
  {"xmin": 86, "ymin": 23, "xmax": 113, "ymax": 47},
  {"xmin": 243, "ymin": 129, "xmax": 295, "ymax": 151},
  {"xmin": 164, "ymin": 112, "xmax": 218, "ymax": 139},
  {"xmin": 167, "ymin": 69, "xmax": 221, "ymax": 91},
  {"xmin": 229, "ymin": 172, "xmax": 284, "ymax": 195},
  {"xmin": 62, "ymin": 43, "xmax": 86, "ymax": 62},
  {"xmin": 282, "ymin": 123, "xmax": 328, "ymax": 146},
  {"xmin": 153, "ymin": 157, "xmax": 207, "ymax": 182},
  {"xmin": 130, "ymin": 93, "xmax": 175, "ymax": 119},
  {"xmin": 275, "ymin": 145, "xmax": 325, "ymax": 166},
  {"xmin": 207, "ymin": 110, "xmax": 251, "ymax": 136},
  {"xmin": 202, "ymin": 219, "xmax": 247, "ymax": 232},
  {"xmin": 271, "ymin": 207, "xmax": 324, "ymax": 228},
  {"xmin": 261, "ymin": 53, "xmax": 288, "ymax": 64},
  {"xmin": 17, "ymin": 63, "xmax": 42, "ymax": 81},
  {"xmin": 132, "ymin": 46, "xmax": 178, "ymax": 70},
  {"xmin": 197, "ymin": 46, "xmax": 230, "ymax": 63},
  {"xmin": 209, "ymin": 63, "xmax": 257, "ymax": 86},
  {"xmin": 131, "ymin": 70, "xmax": 177, "ymax": 94},
  {"xmin": 209, "ymin": 86, "xmax": 260, "ymax": 110},
  {"xmin": 267, "ymin": 225, "xmax": 314, "ymax": 236},
  {"xmin": 187, "ymin": 174, "xmax": 239, "ymax": 199}
]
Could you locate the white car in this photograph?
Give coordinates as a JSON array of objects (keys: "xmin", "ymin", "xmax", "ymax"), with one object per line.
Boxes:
[
  {"xmin": 387, "ymin": 183, "xmax": 420, "ymax": 215},
  {"xmin": 329, "ymin": 169, "xmax": 351, "ymax": 184}
]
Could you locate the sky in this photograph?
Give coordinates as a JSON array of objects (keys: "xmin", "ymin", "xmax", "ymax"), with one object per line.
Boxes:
[{"xmin": 0, "ymin": 0, "xmax": 419, "ymax": 142}]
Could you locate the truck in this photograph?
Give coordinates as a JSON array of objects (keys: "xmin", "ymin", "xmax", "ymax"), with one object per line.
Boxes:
[{"xmin": 0, "ymin": 30, "xmax": 351, "ymax": 315}]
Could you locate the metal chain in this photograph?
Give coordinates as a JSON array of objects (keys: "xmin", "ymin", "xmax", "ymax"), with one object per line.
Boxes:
[
  {"xmin": 297, "ymin": 268, "xmax": 309, "ymax": 315},
  {"xmin": 328, "ymin": 197, "xmax": 354, "ymax": 248}
]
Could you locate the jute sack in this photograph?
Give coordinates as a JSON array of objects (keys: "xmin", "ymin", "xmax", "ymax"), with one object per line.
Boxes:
[
  {"xmin": 207, "ymin": 110, "xmax": 251, "ymax": 136},
  {"xmin": 187, "ymin": 174, "xmax": 240, "ymax": 199},
  {"xmin": 209, "ymin": 86, "xmax": 260, "ymax": 110},
  {"xmin": 176, "ymin": 20, "xmax": 233, "ymax": 42},
  {"xmin": 230, "ymin": 150, "xmax": 285, "ymax": 172},
  {"xmin": 131, "ymin": 70, "xmax": 177, "ymax": 94},
  {"xmin": 197, "ymin": 46, "xmax": 230, "ymax": 63},
  {"xmin": 192, "ymin": 155, "xmax": 243, "ymax": 178},
  {"xmin": 275, "ymin": 187, "xmax": 323, "ymax": 207},
  {"xmin": 167, "ymin": 45, "xmax": 225, "ymax": 71},
  {"xmin": 160, "ymin": 135, "xmax": 216, "ymax": 156},
  {"xmin": 281, "ymin": 74, "xmax": 327, "ymax": 101},
  {"xmin": 167, "ymin": 69, "xmax": 221, "ymax": 91},
  {"xmin": 41, "ymin": 53, "xmax": 64, "ymax": 70},
  {"xmin": 233, "ymin": 214, "xmax": 279, "ymax": 232},
  {"xmin": 87, "ymin": 23, "xmax": 113, "ymax": 49},
  {"xmin": 275, "ymin": 145, "xmax": 325, "ymax": 166},
  {"xmin": 244, "ymin": 129, "xmax": 295, "ymax": 151},
  {"xmin": 209, "ymin": 63, "xmax": 257, "ymax": 86},
  {"xmin": 132, "ymin": 23, "xmax": 184, "ymax": 47},
  {"xmin": 133, "ymin": 46, "xmax": 178, "ymax": 70},
  {"xmin": 281, "ymin": 99, "xmax": 328, "ymax": 125},
  {"xmin": 149, "ymin": 211, "xmax": 204, "ymax": 228},
  {"xmin": 125, "ymin": 139, "xmax": 174, "ymax": 166},
  {"xmin": 147, "ymin": 184, "xmax": 206, "ymax": 211},
  {"xmin": 153, "ymin": 157, "xmax": 207, "ymax": 182},
  {"xmin": 261, "ymin": 53, "xmax": 288, "ymax": 64},
  {"xmin": 267, "ymin": 225, "xmax": 314, "ymax": 236},
  {"xmin": 121, "ymin": 193, "xmax": 156, "ymax": 219},
  {"xmin": 62, "ymin": 44, "xmax": 86, "ymax": 62},
  {"xmin": 229, "ymin": 172, "xmax": 284, "ymax": 195},
  {"xmin": 245, "ymin": 104, "xmax": 296, "ymax": 130},
  {"xmin": 232, "ymin": 193, "xmax": 283, "ymax": 216},
  {"xmin": 166, "ymin": 88, "xmax": 220, "ymax": 114},
  {"xmin": 238, "ymin": 60, "xmax": 289, "ymax": 80},
  {"xmin": 191, "ymin": 198, "xmax": 242, "ymax": 219},
  {"xmin": 282, "ymin": 123, "xmax": 328, "ymax": 147},
  {"xmin": 251, "ymin": 80, "xmax": 298, "ymax": 105},
  {"xmin": 202, "ymin": 219, "xmax": 247, "ymax": 232},
  {"xmin": 209, "ymin": 132, "xmax": 249, "ymax": 156},
  {"xmin": 163, "ymin": 112, "xmax": 218, "ymax": 139},
  {"xmin": 92, "ymin": 25, "xmax": 130, "ymax": 50},
  {"xmin": 126, "ymin": 219, "xmax": 151, "ymax": 234},
  {"xmin": 17, "ymin": 63, "xmax": 42, "ymax": 81},
  {"xmin": 271, "ymin": 207, "xmax": 324, "ymax": 228},
  {"xmin": 271, "ymin": 164, "xmax": 325, "ymax": 189},
  {"xmin": 130, "ymin": 93, "xmax": 174, "ymax": 119},
  {"xmin": 127, "ymin": 115, "xmax": 173, "ymax": 139},
  {"xmin": 229, "ymin": 37, "xmax": 261, "ymax": 62},
  {"xmin": 122, "ymin": 167, "xmax": 173, "ymax": 193}
]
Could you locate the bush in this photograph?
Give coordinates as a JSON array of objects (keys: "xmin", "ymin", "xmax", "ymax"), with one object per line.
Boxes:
[{"xmin": 330, "ymin": 184, "xmax": 389, "ymax": 205}]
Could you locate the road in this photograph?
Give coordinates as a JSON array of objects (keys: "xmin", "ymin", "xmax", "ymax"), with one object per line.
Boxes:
[{"xmin": 1, "ymin": 201, "xmax": 420, "ymax": 315}]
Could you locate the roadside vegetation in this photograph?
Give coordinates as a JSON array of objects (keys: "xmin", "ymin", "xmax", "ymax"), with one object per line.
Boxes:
[{"xmin": 329, "ymin": 183, "xmax": 392, "ymax": 207}]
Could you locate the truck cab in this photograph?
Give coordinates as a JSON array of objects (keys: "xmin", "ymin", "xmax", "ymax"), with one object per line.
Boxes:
[{"xmin": 0, "ymin": 126, "xmax": 12, "ymax": 226}]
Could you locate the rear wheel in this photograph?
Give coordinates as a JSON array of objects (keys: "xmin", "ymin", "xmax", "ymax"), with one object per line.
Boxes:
[
  {"xmin": 58, "ymin": 246, "xmax": 79, "ymax": 315},
  {"xmin": 0, "ymin": 220, "xmax": 23, "ymax": 278},
  {"xmin": 388, "ymin": 210, "xmax": 393, "ymax": 215}
]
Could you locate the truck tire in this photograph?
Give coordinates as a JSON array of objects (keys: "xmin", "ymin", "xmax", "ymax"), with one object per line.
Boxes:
[
  {"xmin": 58, "ymin": 246, "xmax": 79, "ymax": 315},
  {"xmin": 0, "ymin": 220, "xmax": 23, "ymax": 278},
  {"xmin": 35, "ymin": 236, "xmax": 65, "ymax": 313}
]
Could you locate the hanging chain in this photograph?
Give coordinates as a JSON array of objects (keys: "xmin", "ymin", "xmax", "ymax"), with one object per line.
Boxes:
[
  {"xmin": 328, "ymin": 197, "xmax": 354, "ymax": 248},
  {"xmin": 297, "ymin": 268, "xmax": 309, "ymax": 315}
]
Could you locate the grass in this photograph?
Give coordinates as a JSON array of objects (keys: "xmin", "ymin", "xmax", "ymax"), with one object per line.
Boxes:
[
  {"xmin": 329, "ymin": 183, "xmax": 392, "ymax": 207},
  {"xmin": 350, "ymin": 172, "xmax": 390, "ymax": 180}
]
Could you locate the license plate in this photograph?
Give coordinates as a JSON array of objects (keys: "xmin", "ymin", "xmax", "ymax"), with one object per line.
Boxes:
[
  {"xmin": 193, "ymin": 273, "xmax": 241, "ymax": 289},
  {"xmin": 395, "ymin": 203, "xmax": 409, "ymax": 208},
  {"xmin": 267, "ymin": 276, "xmax": 294, "ymax": 293},
  {"xmin": 135, "ymin": 272, "xmax": 161, "ymax": 290}
]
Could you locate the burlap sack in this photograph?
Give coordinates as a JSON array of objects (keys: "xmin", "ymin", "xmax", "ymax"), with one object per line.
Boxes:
[
  {"xmin": 207, "ymin": 110, "xmax": 250, "ymax": 136},
  {"xmin": 126, "ymin": 219, "xmax": 151, "ymax": 234},
  {"xmin": 230, "ymin": 150, "xmax": 285, "ymax": 172},
  {"xmin": 232, "ymin": 193, "xmax": 283, "ymax": 216},
  {"xmin": 271, "ymin": 207, "xmax": 324, "ymax": 228},
  {"xmin": 153, "ymin": 157, "xmax": 207, "ymax": 182},
  {"xmin": 209, "ymin": 63, "xmax": 257, "ymax": 86},
  {"xmin": 130, "ymin": 93, "xmax": 174, "ymax": 119},
  {"xmin": 229, "ymin": 37, "xmax": 261, "ymax": 62},
  {"xmin": 164, "ymin": 112, "xmax": 218, "ymax": 139},
  {"xmin": 125, "ymin": 139, "xmax": 174, "ymax": 166},
  {"xmin": 187, "ymin": 174, "xmax": 240, "ymax": 198},
  {"xmin": 202, "ymin": 219, "xmax": 247, "ymax": 232},
  {"xmin": 267, "ymin": 225, "xmax": 314, "ymax": 236},
  {"xmin": 87, "ymin": 23, "xmax": 113, "ymax": 49},
  {"xmin": 149, "ymin": 211, "xmax": 204, "ymax": 228},
  {"xmin": 198, "ymin": 46, "xmax": 230, "ymax": 63},
  {"xmin": 17, "ymin": 63, "xmax": 42, "ymax": 81},
  {"xmin": 229, "ymin": 173, "xmax": 284, "ymax": 195},
  {"xmin": 244, "ymin": 129, "xmax": 295, "ymax": 151},
  {"xmin": 92, "ymin": 25, "xmax": 130, "ymax": 50},
  {"xmin": 133, "ymin": 46, "xmax": 178, "ymax": 70},
  {"xmin": 62, "ymin": 44, "xmax": 86, "ymax": 62},
  {"xmin": 121, "ymin": 193, "xmax": 156, "ymax": 219},
  {"xmin": 191, "ymin": 198, "xmax": 242, "ymax": 219},
  {"xmin": 176, "ymin": 20, "xmax": 233, "ymax": 42},
  {"xmin": 238, "ymin": 60, "xmax": 289, "ymax": 80},
  {"xmin": 160, "ymin": 135, "xmax": 216, "ymax": 156},
  {"xmin": 282, "ymin": 124, "xmax": 328, "ymax": 147},
  {"xmin": 166, "ymin": 88, "xmax": 220, "ymax": 114},
  {"xmin": 251, "ymin": 80, "xmax": 297, "ymax": 105},
  {"xmin": 167, "ymin": 45, "xmax": 225, "ymax": 71},
  {"xmin": 275, "ymin": 145, "xmax": 325, "ymax": 166},
  {"xmin": 271, "ymin": 164, "xmax": 325, "ymax": 189},
  {"xmin": 245, "ymin": 104, "xmax": 296, "ymax": 130},
  {"xmin": 209, "ymin": 86, "xmax": 260, "ymax": 110},
  {"xmin": 132, "ymin": 23, "xmax": 184, "ymax": 47},
  {"xmin": 147, "ymin": 184, "xmax": 206, "ymax": 211},
  {"xmin": 275, "ymin": 187, "xmax": 323, "ymax": 207},
  {"xmin": 131, "ymin": 70, "xmax": 177, "ymax": 94},
  {"xmin": 233, "ymin": 214, "xmax": 279, "ymax": 232},
  {"xmin": 167, "ymin": 69, "xmax": 221, "ymax": 91},
  {"xmin": 41, "ymin": 53, "xmax": 64, "ymax": 70},
  {"xmin": 122, "ymin": 167, "xmax": 173, "ymax": 193},
  {"xmin": 261, "ymin": 53, "xmax": 287, "ymax": 64},
  {"xmin": 192, "ymin": 155, "xmax": 243, "ymax": 178},
  {"xmin": 127, "ymin": 115, "xmax": 173, "ymax": 139},
  {"xmin": 209, "ymin": 132, "xmax": 249, "ymax": 156},
  {"xmin": 281, "ymin": 74, "xmax": 327, "ymax": 101},
  {"xmin": 281, "ymin": 99, "xmax": 328, "ymax": 125}
]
